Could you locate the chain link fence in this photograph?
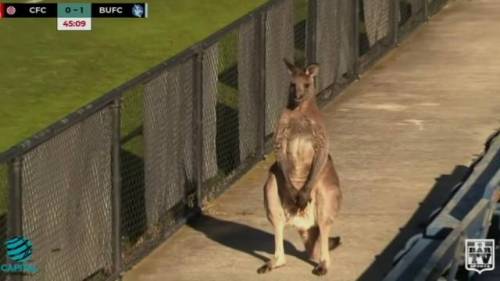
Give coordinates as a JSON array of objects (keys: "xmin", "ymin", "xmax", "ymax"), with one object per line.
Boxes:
[
  {"xmin": 338, "ymin": 0, "xmax": 356, "ymax": 83},
  {"xmin": 398, "ymin": 0, "xmax": 426, "ymax": 40},
  {"xmin": 294, "ymin": 0, "xmax": 309, "ymax": 66},
  {"xmin": 21, "ymin": 106, "xmax": 114, "ymax": 281},
  {"xmin": 0, "ymin": 0, "xmax": 448, "ymax": 280},
  {"xmin": 119, "ymin": 85, "xmax": 146, "ymax": 267},
  {"xmin": 315, "ymin": 0, "xmax": 340, "ymax": 93},
  {"xmin": 265, "ymin": 0, "xmax": 295, "ymax": 137},
  {"xmin": 358, "ymin": 0, "xmax": 395, "ymax": 73}
]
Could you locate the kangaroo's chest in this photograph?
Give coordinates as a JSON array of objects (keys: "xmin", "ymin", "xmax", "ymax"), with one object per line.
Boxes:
[{"xmin": 285, "ymin": 117, "xmax": 316, "ymax": 179}]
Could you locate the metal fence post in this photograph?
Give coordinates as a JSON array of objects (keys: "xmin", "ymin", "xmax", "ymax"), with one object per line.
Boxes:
[
  {"xmin": 306, "ymin": 0, "xmax": 317, "ymax": 65},
  {"xmin": 110, "ymin": 98, "xmax": 122, "ymax": 279},
  {"xmin": 255, "ymin": 12, "xmax": 266, "ymax": 158},
  {"xmin": 352, "ymin": 0, "xmax": 360, "ymax": 78},
  {"xmin": 7, "ymin": 157, "xmax": 22, "ymax": 281},
  {"xmin": 192, "ymin": 50, "xmax": 204, "ymax": 209}
]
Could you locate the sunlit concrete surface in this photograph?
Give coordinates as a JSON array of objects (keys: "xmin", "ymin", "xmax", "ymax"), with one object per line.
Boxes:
[{"xmin": 123, "ymin": 1, "xmax": 500, "ymax": 280}]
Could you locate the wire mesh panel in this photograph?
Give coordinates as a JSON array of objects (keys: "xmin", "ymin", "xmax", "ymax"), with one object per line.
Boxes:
[
  {"xmin": 201, "ymin": 28, "xmax": 243, "ymax": 199},
  {"xmin": 409, "ymin": 0, "xmax": 424, "ymax": 16},
  {"xmin": 294, "ymin": 0, "xmax": 309, "ymax": 66},
  {"xmin": 143, "ymin": 58, "xmax": 194, "ymax": 227},
  {"xmin": 337, "ymin": 0, "xmax": 356, "ymax": 80},
  {"xmin": 398, "ymin": 0, "xmax": 426, "ymax": 39},
  {"xmin": 0, "ymin": 162, "xmax": 7, "ymax": 281},
  {"xmin": 363, "ymin": 0, "xmax": 391, "ymax": 47},
  {"xmin": 215, "ymin": 32, "xmax": 240, "ymax": 176},
  {"xmin": 120, "ymin": 85, "xmax": 146, "ymax": 263},
  {"xmin": 238, "ymin": 19, "xmax": 260, "ymax": 163},
  {"xmin": 202, "ymin": 45, "xmax": 219, "ymax": 182},
  {"xmin": 21, "ymin": 107, "xmax": 113, "ymax": 281},
  {"xmin": 265, "ymin": 0, "xmax": 295, "ymax": 136},
  {"xmin": 315, "ymin": 0, "xmax": 340, "ymax": 92},
  {"xmin": 399, "ymin": 1, "xmax": 412, "ymax": 27}
]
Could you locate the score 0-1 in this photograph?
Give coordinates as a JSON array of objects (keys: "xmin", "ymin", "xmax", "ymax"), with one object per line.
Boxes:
[{"xmin": 57, "ymin": 3, "xmax": 91, "ymax": 31}]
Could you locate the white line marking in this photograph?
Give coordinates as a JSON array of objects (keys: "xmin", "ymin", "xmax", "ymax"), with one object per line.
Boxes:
[
  {"xmin": 404, "ymin": 119, "xmax": 425, "ymax": 131},
  {"xmin": 351, "ymin": 103, "xmax": 408, "ymax": 112}
]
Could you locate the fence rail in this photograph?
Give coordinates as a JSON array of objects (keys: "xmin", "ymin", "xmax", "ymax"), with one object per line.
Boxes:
[{"xmin": 0, "ymin": 1, "xmax": 447, "ymax": 281}]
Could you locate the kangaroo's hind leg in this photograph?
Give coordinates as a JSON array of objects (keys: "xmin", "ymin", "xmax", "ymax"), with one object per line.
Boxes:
[
  {"xmin": 299, "ymin": 226, "xmax": 320, "ymax": 262},
  {"xmin": 313, "ymin": 159, "xmax": 341, "ymax": 276},
  {"xmin": 258, "ymin": 165, "xmax": 287, "ymax": 274}
]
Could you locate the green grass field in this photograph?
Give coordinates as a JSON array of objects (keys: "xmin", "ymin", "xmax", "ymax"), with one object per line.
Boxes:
[
  {"xmin": 0, "ymin": 0, "xmax": 267, "ymax": 153},
  {"xmin": 0, "ymin": 0, "xmax": 309, "ymax": 220},
  {"xmin": 0, "ymin": 0, "xmax": 273, "ymax": 221}
]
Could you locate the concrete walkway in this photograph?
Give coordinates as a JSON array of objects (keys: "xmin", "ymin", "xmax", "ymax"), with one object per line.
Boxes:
[{"xmin": 123, "ymin": 1, "xmax": 500, "ymax": 280}]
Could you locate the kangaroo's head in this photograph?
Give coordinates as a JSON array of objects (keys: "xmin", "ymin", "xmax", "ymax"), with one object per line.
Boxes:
[{"xmin": 283, "ymin": 58, "xmax": 319, "ymax": 108}]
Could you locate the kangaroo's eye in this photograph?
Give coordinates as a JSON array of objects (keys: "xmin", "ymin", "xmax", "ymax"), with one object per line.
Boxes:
[{"xmin": 304, "ymin": 83, "xmax": 311, "ymax": 89}]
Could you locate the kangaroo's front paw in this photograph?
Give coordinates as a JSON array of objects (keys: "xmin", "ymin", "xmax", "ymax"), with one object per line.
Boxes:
[
  {"xmin": 296, "ymin": 191, "xmax": 311, "ymax": 210},
  {"xmin": 312, "ymin": 261, "xmax": 328, "ymax": 276}
]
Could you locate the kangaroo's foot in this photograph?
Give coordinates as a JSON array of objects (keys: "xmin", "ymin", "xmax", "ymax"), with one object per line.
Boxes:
[
  {"xmin": 257, "ymin": 257, "xmax": 286, "ymax": 274},
  {"xmin": 312, "ymin": 261, "xmax": 328, "ymax": 276}
]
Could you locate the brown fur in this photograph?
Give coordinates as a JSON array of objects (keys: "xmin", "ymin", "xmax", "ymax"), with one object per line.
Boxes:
[{"xmin": 258, "ymin": 59, "xmax": 342, "ymax": 276}]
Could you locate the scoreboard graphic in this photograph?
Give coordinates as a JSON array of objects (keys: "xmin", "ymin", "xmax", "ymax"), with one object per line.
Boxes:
[
  {"xmin": 0, "ymin": 2, "xmax": 148, "ymax": 31},
  {"xmin": 58, "ymin": 3, "xmax": 92, "ymax": 31}
]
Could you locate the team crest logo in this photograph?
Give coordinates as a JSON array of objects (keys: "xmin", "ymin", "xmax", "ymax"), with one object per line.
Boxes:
[
  {"xmin": 465, "ymin": 239, "xmax": 495, "ymax": 274},
  {"xmin": 132, "ymin": 4, "xmax": 144, "ymax": 18}
]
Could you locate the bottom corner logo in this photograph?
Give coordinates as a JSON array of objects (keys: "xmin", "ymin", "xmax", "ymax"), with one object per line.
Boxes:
[
  {"xmin": 1, "ymin": 236, "xmax": 38, "ymax": 274},
  {"xmin": 465, "ymin": 239, "xmax": 495, "ymax": 274},
  {"xmin": 7, "ymin": 236, "xmax": 33, "ymax": 263}
]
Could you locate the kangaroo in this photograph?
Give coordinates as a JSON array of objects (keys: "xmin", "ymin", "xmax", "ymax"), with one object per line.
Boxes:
[{"xmin": 258, "ymin": 59, "xmax": 342, "ymax": 276}]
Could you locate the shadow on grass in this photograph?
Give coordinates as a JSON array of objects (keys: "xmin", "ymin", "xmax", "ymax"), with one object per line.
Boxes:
[
  {"xmin": 357, "ymin": 165, "xmax": 470, "ymax": 281},
  {"xmin": 215, "ymin": 102, "xmax": 240, "ymax": 175},
  {"xmin": 294, "ymin": 19, "xmax": 307, "ymax": 66},
  {"xmin": 216, "ymin": 63, "xmax": 241, "ymax": 176},
  {"xmin": 120, "ymin": 148, "xmax": 147, "ymax": 245}
]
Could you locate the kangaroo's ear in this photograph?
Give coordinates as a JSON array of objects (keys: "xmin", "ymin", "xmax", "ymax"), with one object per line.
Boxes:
[
  {"xmin": 305, "ymin": 64, "xmax": 319, "ymax": 77},
  {"xmin": 283, "ymin": 58, "xmax": 298, "ymax": 75}
]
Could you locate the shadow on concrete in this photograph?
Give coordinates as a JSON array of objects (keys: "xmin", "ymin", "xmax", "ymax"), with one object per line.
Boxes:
[
  {"xmin": 357, "ymin": 165, "xmax": 470, "ymax": 281},
  {"xmin": 187, "ymin": 214, "xmax": 316, "ymax": 268}
]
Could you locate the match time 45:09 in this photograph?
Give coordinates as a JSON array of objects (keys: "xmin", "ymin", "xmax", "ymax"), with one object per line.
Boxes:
[{"xmin": 61, "ymin": 20, "xmax": 87, "ymax": 27}]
